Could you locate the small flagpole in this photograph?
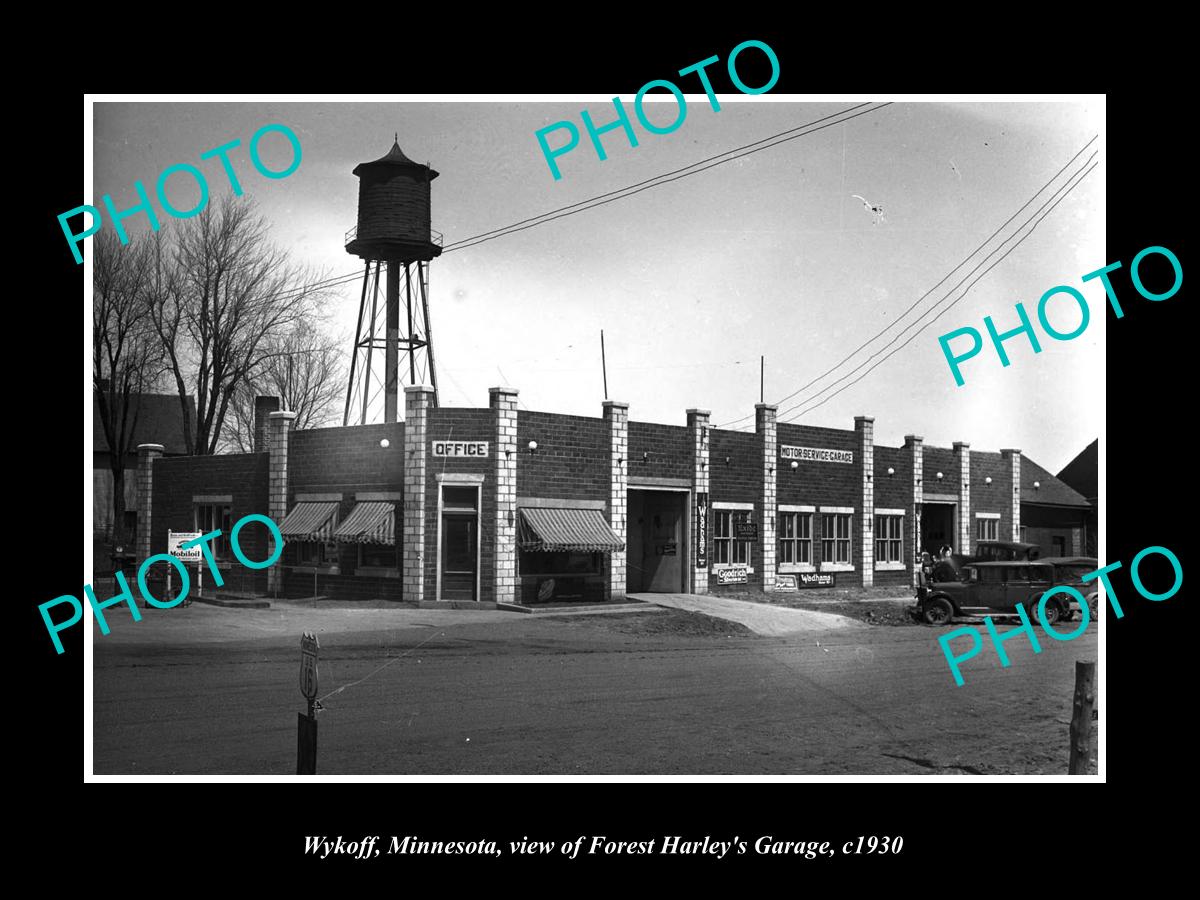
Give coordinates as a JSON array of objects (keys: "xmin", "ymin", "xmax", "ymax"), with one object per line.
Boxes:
[{"xmin": 601, "ymin": 329, "xmax": 609, "ymax": 401}]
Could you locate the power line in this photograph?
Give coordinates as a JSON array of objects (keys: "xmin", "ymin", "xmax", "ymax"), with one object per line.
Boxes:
[
  {"xmin": 441, "ymin": 104, "xmax": 894, "ymax": 254},
  {"xmin": 779, "ymin": 158, "xmax": 1099, "ymax": 424},
  {"xmin": 266, "ymin": 105, "xmax": 890, "ymax": 303},
  {"xmin": 440, "ymin": 103, "xmax": 875, "ymax": 251},
  {"xmin": 715, "ymin": 134, "xmax": 1099, "ymax": 429}
]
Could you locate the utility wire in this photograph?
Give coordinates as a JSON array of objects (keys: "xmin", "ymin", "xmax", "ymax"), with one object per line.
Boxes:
[
  {"xmin": 715, "ymin": 134, "xmax": 1099, "ymax": 429},
  {"xmin": 779, "ymin": 158, "xmax": 1099, "ymax": 423},
  {"xmin": 440, "ymin": 103, "xmax": 876, "ymax": 250},
  {"xmin": 442, "ymin": 104, "xmax": 893, "ymax": 254}
]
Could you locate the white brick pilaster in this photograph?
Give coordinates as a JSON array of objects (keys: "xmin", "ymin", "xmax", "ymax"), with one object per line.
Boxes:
[
  {"xmin": 856, "ymin": 416, "xmax": 875, "ymax": 587},
  {"xmin": 491, "ymin": 387, "xmax": 519, "ymax": 605},
  {"xmin": 267, "ymin": 411, "xmax": 297, "ymax": 595},
  {"xmin": 905, "ymin": 434, "xmax": 924, "ymax": 589},
  {"xmin": 688, "ymin": 409, "xmax": 711, "ymax": 595},
  {"xmin": 603, "ymin": 401, "xmax": 629, "ymax": 600},
  {"xmin": 757, "ymin": 404, "xmax": 778, "ymax": 592},
  {"xmin": 955, "ymin": 441, "xmax": 971, "ymax": 555},
  {"xmin": 1002, "ymin": 448, "xmax": 1022, "ymax": 540},
  {"xmin": 135, "ymin": 443, "xmax": 164, "ymax": 564},
  {"xmin": 403, "ymin": 386, "xmax": 433, "ymax": 603}
]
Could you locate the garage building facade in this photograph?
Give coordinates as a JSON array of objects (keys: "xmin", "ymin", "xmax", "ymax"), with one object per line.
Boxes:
[{"xmin": 135, "ymin": 386, "xmax": 1092, "ymax": 606}]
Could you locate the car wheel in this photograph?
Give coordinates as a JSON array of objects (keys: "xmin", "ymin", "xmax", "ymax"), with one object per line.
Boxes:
[
  {"xmin": 923, "ymin": 598, "xmax": 953, "ymax": 626},
  {"xmin": 1036, "ymin": 597, "xmax": 1062, "ymax": 626}
]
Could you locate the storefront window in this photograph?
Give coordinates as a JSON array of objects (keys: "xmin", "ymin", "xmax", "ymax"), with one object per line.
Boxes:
[
  {"xmin": 821, "ymin": 513, "xmax": 852, "ymax": 564},
  {"xmin": 875, "ymin": 514, "xmax": 903, "ymax": 563},
  {"xmin": 778, "ymin": 512, "xmax": 813, "ymax": 564},
  {"xmin": 976, "ymin": 516, "xmax": 999, "ymax": 541},
  {"xmin": 518, "ymin": 551, "xmax": 600, "ymax": 576},
  {"xmin": 713, "ymin": 510, "xmax": 751, "ymax": 565},
  {"xmin": 194, "ymin": 503, "xmax": 232, "ymax": 560}
]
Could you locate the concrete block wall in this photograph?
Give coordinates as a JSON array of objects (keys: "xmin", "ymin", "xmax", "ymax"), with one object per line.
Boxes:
[
  {"xmin": 856, "ymin": 417, "xmax": 875, "ymax": 587},
  {"xmin": 969, "ymin": 450, "xmax": 1011, "ymax": 553},
  {"xmin": 516, "ymin": 410, "xmax": 609, "ymax": 502},
  {"xmin": 874, "ymin": 442, "xmax": 912, "ymax": 588},
  {"xmin": 267, "ymin": 411, "xmax": 297, "ymax": 594},
  {"xmin": 775, "ymin": 422, "xmax": 861, "ymax": 586}
]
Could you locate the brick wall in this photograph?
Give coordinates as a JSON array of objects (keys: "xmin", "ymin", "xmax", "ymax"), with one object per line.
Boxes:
[
  {"xmin": 708, "ymin": 428, "xmax": 761, "ymax": 592},
  {"xmin": 923, "ymin": 446, "xmax": 958, "ymax": 493},
  {"xmin": 516, "ymin": 410, "xmax": 609, "ymax": 502},
  {"xmin": 628, "ymin": 421, "xmax": 692, "ymax": 481},
  {"xmin": 775, "ymin": 423, "xmax": 862, "ymax": 587},
  {"xmin": 970, "ymin": 450, "xmax": 1011, "ymax": 553},
  {"xmin": 150, "ymin": 451, "xmax": 270, "ymax": 593},
  {"xmin": 873, "ymin": 444, "xmax": 912, "ymax": 588}
]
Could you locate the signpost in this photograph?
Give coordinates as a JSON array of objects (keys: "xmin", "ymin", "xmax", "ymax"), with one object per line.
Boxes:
[
  {"xmin": 164, "ymin": 530, "xmax": 202, "ymax": 608},
  {"xmin": 298, "ymin": 632, "xmax": 319, "ymax": 775}
]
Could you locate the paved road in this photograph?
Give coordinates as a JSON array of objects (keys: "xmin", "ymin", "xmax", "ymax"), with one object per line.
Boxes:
[
  {"xmin": 91, "ymin": 603, "xmax": 1099, "ymax": 775},
  {"xmin": 630, "ymin": 592, "xmax": 863, "ymax": 634}
]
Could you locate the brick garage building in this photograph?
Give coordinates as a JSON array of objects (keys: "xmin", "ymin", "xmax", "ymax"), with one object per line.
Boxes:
[{"xmin": 137, "ymin": 387, "xmax": 1093, "ymax": 606}]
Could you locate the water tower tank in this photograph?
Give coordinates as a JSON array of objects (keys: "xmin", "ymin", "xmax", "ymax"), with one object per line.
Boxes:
[{"xmin": 345, "ymin": 140, "xmax": 442, "ymax": 262}]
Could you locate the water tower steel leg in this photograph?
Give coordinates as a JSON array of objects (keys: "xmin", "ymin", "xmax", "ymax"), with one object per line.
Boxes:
[
  {"xmin": 419, "ymin": 261, "xmax": 439, "ymax": 408},
  {"xmin": 362, "ymin": 261, "xmax": 381, "ymax": 426},
  {"xmin": 406, "ymin": 263, "xmax": 416, "ymax": 384},
  {"xmin": 385, "ymin": 260, "xmax": 401, "ymax": 424},
  {"xmin": 344, "ymin": 260, "xmax": 371, "ymax": 427}
]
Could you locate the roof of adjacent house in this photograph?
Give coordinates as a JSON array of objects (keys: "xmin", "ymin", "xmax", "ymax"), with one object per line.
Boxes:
[
  {"xmin": 1056, "ymin": 439, "xmax": 1098, "ymax": 503},
  {"xmin": 93, "ymin": 392, "xmax": 196, "ymax": 456},
  {"xmin": 1022, "ymin": 455, "xmax": 1091, "ymax": 507}
]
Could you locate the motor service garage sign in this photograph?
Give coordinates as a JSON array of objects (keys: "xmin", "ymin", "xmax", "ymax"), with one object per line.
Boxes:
[
  {"xmin": 432, "ymin": 441, "xmax": 489, "ymax": 457},
  {"xmin": 780, "ymin": 445, "xmax": 854, "ymax": 464}
]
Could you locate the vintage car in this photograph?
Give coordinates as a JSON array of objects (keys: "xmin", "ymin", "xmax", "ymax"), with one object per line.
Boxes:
[
  {"xmin": 969, "ymin": 541, "xmax": 1041, "ymax": 563},
  {"xmin": 912, "ymin": 559, "xmax": 1089, "ymax": 626},
  {"xmin": 1039, "ymin": 556, "xmax": 1101, "ymax": 618}
]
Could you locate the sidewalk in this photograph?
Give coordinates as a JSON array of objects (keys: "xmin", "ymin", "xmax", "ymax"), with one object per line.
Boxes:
[{"xmin": 628, "ymin": 593, "xmax": 863, "ymax": 636}]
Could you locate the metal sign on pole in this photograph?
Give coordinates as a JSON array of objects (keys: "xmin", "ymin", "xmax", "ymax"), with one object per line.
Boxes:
[
  {"xmin": 165, "ymin": 530, "xmax": 202, "ymax": 609},
  {"xmin": 298, "ymin": 632, "xmax": 319, "ymax": 774}
]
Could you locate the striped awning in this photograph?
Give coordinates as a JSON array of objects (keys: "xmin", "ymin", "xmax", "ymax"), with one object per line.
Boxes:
[
  {"xmin": 333, "ymin": 501, "xmax": 396, "ymax": 545},
  {"xmin": 518, "ymin": 507, "xmax": 624, "ymax": 553},
  {"xmin": 278, "ymin": 501, "xmax": 339, "ymax": 542}
]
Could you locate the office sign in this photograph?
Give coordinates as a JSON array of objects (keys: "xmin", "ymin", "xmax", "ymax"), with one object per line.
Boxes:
[
  {"xmin": 432, "ymin": 441, "xmax": 489, "ymax": 457},
  {"xmin": 717, "ymin": 567, "xmax": 748, "ymax": 585},
  {"xmin": 780, "ymin": 445, "xmax": 854, "ymax": 464},
  {"xmin": 775, "ymin": 574, "xmax": 797, "ymax": 591},
  {"xmin": 696, "ymin": 493, "xmax": 708, "ymax": 569},
  {"xmin": 798, "ymin": 572, "xmax": 836, "ymax": 588}
]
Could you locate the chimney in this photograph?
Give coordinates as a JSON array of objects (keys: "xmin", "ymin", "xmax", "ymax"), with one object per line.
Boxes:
[{"xmin": 254, "ymin": 396, "xmax": 281, "ymax": 452}]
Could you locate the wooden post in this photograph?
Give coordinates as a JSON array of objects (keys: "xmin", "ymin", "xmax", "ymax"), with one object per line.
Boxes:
[
  {"xmin": 297, "ymin": 712, "xmax": 317, "ymax": 775},
  {"xmin": 1069, "ymin": 659, "xmax": 1096, "ymax": 774}
]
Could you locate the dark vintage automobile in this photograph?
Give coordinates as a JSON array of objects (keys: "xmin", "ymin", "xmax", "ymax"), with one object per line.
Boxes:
[
  {"xmin": 918, "ymin": 541, "xmax": 1043, "ymax": 587},
  {"xmin": 912, "ymin": 559, "xmax": 1095, "ymax": 626}
]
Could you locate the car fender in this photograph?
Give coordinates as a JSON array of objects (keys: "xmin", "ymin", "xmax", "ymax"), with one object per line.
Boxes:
[{"xmin": 925, "ymin": 592, "xmax": 958, "ymax": 614}]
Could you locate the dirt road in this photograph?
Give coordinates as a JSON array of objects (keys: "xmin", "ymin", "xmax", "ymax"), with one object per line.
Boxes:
[{"xmin": 92, "ymin": 605, "xmax": 1098, "ymax": 775}]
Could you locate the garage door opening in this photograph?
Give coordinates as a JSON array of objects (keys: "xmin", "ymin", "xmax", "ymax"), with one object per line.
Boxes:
[
  {"xmin": 627, "ymin": 489, "xmax": 688, "ymax": 593},
  {"xmin": 921, "ymin": 502, "xmax": 956, "ymax": 557}
]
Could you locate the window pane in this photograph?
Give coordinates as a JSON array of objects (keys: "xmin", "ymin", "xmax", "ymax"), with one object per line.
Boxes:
[{"xmin": 800, "ymin": 514, "xmax": 811, "ymax": 539}]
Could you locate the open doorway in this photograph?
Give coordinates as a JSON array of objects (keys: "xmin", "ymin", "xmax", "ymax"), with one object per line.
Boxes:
[
  {"xmin": 627, "ymin": 489, "xmax": 688, "ymax": 593},
  {"xmin": 921, "ymin": 503, "xmax": 957, "ymax": 556}
]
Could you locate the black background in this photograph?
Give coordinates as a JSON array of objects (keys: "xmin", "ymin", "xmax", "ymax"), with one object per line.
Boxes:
[{"xmin": 21, "ymin": 23, "xmax": 1188, "ymax": 885}]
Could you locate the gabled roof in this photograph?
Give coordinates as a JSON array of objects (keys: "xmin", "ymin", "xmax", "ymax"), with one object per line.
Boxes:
[
  {"xmin": 1022, "ymin": 455, "xmax": 1091, "ymax": 508},
  {"xmin": 1056, "ymin": 439, "xmax": 1098, "ymax": 503},
  {"xmin": 93, "ymin": 392, "xmax": 196, "ymax": 456}
]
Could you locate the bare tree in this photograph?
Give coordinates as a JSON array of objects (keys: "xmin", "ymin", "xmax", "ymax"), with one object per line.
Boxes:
[
  {"xmin": 93, "ymin": 231, "xmax": 163, "ymax": 545},
  {"xmin": 147, "ymin": 195, "xmax": 330, "ymax": 455},
  {"xmin": 223, "ymin": 321, "xmax": 346, "ymax": 453}
]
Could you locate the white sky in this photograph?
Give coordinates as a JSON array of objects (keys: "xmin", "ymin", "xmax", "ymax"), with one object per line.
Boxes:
[{"xmin": 92, "ymin": 97, "xmax": 1103, "ymax": 472}]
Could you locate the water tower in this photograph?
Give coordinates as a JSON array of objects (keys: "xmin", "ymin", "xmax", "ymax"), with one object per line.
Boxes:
[{"xmin": 343, "ymin": 137, "xmax": 442, "ymax": 425}]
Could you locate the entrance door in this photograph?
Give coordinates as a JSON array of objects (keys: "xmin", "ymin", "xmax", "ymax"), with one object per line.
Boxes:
[
  {"xmin": 628, "ymin": 490, "xmax": 686, "ymax": 592},
  {"xmin": 921, "ymin": 503, "xmax": 956, "ymax": 556},
  {"xmin": 440, "ymin": 486, "xmax": 479, "ymax": 602}
]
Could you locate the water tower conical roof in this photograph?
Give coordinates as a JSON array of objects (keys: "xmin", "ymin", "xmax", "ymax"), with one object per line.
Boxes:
[{"xmin": 353, "ymin": 139, "xmax": 440, "ymax": 179}]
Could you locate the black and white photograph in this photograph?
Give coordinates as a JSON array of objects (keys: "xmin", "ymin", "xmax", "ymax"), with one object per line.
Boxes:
[{"xmin": 78, "ymin": 92, "xmax": 1118, "ymax": 782}]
